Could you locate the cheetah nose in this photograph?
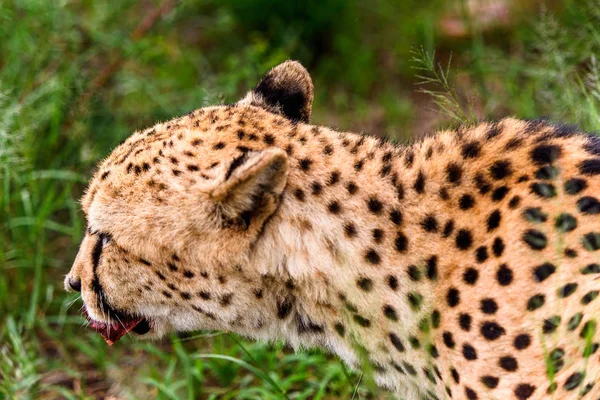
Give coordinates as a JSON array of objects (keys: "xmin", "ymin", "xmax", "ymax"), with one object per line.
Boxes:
[{"xmin": 68, "ymin": 277, "xmax": 82, "ymax": 292}]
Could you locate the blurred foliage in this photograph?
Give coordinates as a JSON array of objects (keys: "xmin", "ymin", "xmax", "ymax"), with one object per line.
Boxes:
[{"xmin": 1, "ymin": 0, "xmax": 599, "ymax": 398}]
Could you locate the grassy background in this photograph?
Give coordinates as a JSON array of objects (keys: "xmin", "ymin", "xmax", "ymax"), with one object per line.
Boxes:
[{"xmin": 1, "ymin": 0, "xmax": 600, "ymax": 399}]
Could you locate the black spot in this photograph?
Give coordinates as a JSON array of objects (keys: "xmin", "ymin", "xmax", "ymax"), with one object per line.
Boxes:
[
  {"xmin": 389, "ymin": 333, "xmax": 405, "ymax": 352},
  {"xmin": 346, "ymin": 181, "xmax": 358, "ymax": 194},
  {"xmin": 465, "ymin": 387, "xmax": 478, "ymax": 400},
  {"xmin": 367, "ymin": 197, "xmax": 383, "ymax": 214},
  {"xmin": 481, "ymin": 376, "xmax": 499, "ymax": 389},
  {"xmin": 139, "ymin": 258, "xmax": 152, "ymax": 266},
  {"xmin": 344, "ymin": 222, "xmax": 357, "ymax": 238},
  {"xmin": 463, "ymin": 343, "xmax": 477, "ymax": 360},
  {"xmin": 421, "ymin": 215, "xmax": 438, "ymax": 232},
  {"xmin": 327, "ymin": 201, "xmax": 342, "ymax": 214},
  {"xmin": 364, "ymin": 249, "xmax": 381, "ymax": 264},
  {"xmin": 387, "ymin": 275, "xmax": 398, "ymax": 290},
  {"xmin": 327, "ymin": 170, "xmax": 340, "ymax": 186},
  {"xmin": 408, "ymin": 265, "xmax": 421, "ymax": 281},
  {"xmin": 443, "ymin": 331, "xmax": 455, "ymax": 348},
  {"xmin": 334, "ymin": 322, "xmax": 345, "ymax": 337},
  {"xmin": 199, "ymin": 291, "xmax": 211, "ymax": 300},
  {"xmin": 353, "ymin": 314, "xmax": 371, "ymax": 327},
  {"xmin": 439, "ymin": 187, "xmax": 450, "ymax": 200},
  {"xmin": 463, "ymin": 268, "xmax": 479, "ymax": 285},
  {"xmin": 311, "ymin": 181, "xmax": 322, "ymax": 195},
  {"xmin": 442, "ymin": 220, "xmax": 455, "ymax": 237},
  {"xmin": 389, "ymin": 209, "xmax": 402, "ymax": 225},
  {"xmin": 357, "ymin": 277, "xmax": 373, "ymax": 291},
  {"xmin": 531, "ymin": 144, "xmax": 561, "ymax": 165},
  {"xmin": 293, "ymin": 188, "xmax": 305, "ymax": 201},
  {"xmin": 383, "ymin": 305, "xmax": 398, "ymax": 321},
  {"xmin": 459, "ymin": 194, "xmax": 475, "ymax": 210},
  {"xmin": 277, "ymin": 298, "xmax": 293, "ymax": 319},
  {"xmin": 481, "ymin": 321, "xmax": 505, "ymax": 340},
  {"xmin": 451, "ymin": 368, "xmax": 460, "ymax": 383},
  {"xmin": 514, "ymin": 333, "xmax": 531, "ymax": 350},
  {"xmin": 487, "ymin": 210, "xmax": 501, "ymax": 231},
  {"xmin": 492, "ymin": 237, "xmax": 504, "ymax": 257},
  {"xmin": 582, "ymin": 263, "xmax": 600, "ymax": 274},
  {"xmin": 431, "ymin": 310, "xmax": 441, "ymax": 328},
  {"xmin": 522, "ymin": 229, "xmax": 547, "ymax": 250},
  {"xmin": 394, "ymin": 232, "xmax": 408, "ymax": 253},
  {"xmin": 455, "ymin": 229, "xmax": 473, "ymax": 250},
  {"xmin": 476, "ymin": 246, "xmax": 488, "ymax": 263},
  {"xmin": 490, "ymin": 160, "xmax": 512, "ymax": 180},
  {"xmin": 531, "ymin": 182, "xmax": 556, "ymax": 198},
  {"xmin": 183, "ymin": 270, "xmax": 195, "ymax": 278},
  {"xmin": 353, "ymin": 159, "xmax": 364, "ymax": 171},
  {"xmin": 414, "ymin": 171, "xmax": 426, "ymax": 193},
  {"xmin": 514, "ymin": 384, "xmax": 536, "ymax": 399},
  {"xmin": 558, "ymin": 282, "xmax": 578, "ymax": 298},
  {"xmin": 447, "ymin": 288, "xmax": 460, "ymax": 307},
  {"xmin": 578, "ymin": 196, "xmax": 600, "ymax": 214},
  {"xmin": 581, "ymin": 290, "xmax": 599, "ymax": 305},
  {"xmin": 582, "ymin": 232, "xmax": 600, "ymax": 251},
  {"xmin": 299, "ymin": 158, "xmax": 312, "ymax": 171},
  {"xmin": 499, "ymin": 356, "xmax": 518, "ymax": 371},
  {"xmin": 535, "ymin": 165, "xmax": 559, "ymax": 180},
  {"xmin": 564, "ymin": 178, "xmax": 587, "ymax": 195},
  {"xmin": 567, "ymin": 313, "xmax": 583, "ymax": 330},
  {"xmin": 323, "ymin": 144, "xmax": 333, "ymax": 155},
  {"xmin": 523, "ymin": 207, "xmax": 548, "ymax": 223},
  {"xmin": 527, "ymin": 294, "xmax": 545, "ymax": 311},
  {"xmin": 508, "ymin": 195, "xmax": 521, "ymax": 208},
  {"xmin": 533, "ymin": 265, "xmax": 556, "ymax": 283},
  {"xmin": 462, "ymin": 141, "xmax": 481, "ymax": 158},
  {"xmin": 543, "ymin": 316, "xmax": 561, "ymax": 334},
  {"xmin": 213, "ymin": 141, "xmax": 226, "ymax": 150},
  {"xmin": 475, "ymin": 173, "xmax": 492, "ymax": 194},
  {"xmin": 403, "ymin": 362, "xmax": 417, "ymax": 376},
  {"xmin": 372, "ymin": 228, "xmax": 384, "ymax": 243},
  {"xmin": 492, "ymin": 186, "xmax": 509, "ymax": 201},
  {"xmin": 459, "ymin": 313, "xmax": 472, "ymax": 331},
  {"xmin": 555, "ymin": 213, "xmax": 577, "ymax": 232},
  {"xmin": 408, "ymin": 292, "xmax": 423, "ymax": 310},
  {"xmin": 497, "ymin": 264, "xmax": 514, "ymax": 286},
  {"xmin": 579, "ymin": 158, "xmax": 600, "ymax": 175},
  {"xmin": 446, "ymin": 162, "xmax": 463, "ymax": 184},
  {"xmin": 480, "ymin": 299, "xmax": 498, "ymax": 314},
  {"xmin": 564, "ymin": 372, "xmax": 584, "ymax": 391},
  {"xmin": 426, "ymin": 256, "xmax": 438, "ymax": 281},
  {"xmin": 564, "ymin": 248, "xmax": 578, "ymax": 258},
  {"xmin": 408, "ymin": 336, "xmax": 420, "ymax": 349}
]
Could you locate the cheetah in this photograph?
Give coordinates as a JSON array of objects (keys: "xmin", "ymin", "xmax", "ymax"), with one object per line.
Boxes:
[{"xmin": 66, "ymin": 61, "xmax": 600, "ymax": 400}]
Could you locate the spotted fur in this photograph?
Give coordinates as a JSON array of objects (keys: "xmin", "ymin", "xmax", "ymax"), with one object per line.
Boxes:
[{"xmin": 67, "ymin": 61, "xmax": 600, "ymax": 400}]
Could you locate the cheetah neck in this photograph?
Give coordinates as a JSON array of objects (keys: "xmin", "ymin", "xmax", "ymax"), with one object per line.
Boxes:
[{"xmin": 246, "ymin": 124, "xmax": 443, "ymax": 371}]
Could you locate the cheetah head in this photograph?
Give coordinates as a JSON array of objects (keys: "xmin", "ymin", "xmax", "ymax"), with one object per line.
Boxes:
[{"xmin": 65, "ymin": 61, "xmax": 317, "ymax": 344}]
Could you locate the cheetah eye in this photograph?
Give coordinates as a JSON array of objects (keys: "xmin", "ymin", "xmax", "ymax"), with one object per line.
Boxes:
[{"xmin": 100, "ymin": 233, "xmax": 112, "ymax": 248}]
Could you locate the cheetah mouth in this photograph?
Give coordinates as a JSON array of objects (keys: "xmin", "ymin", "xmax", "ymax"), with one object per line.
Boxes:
[{"xmin": 83, "ymin": 308, "xmax": 151, "ymax": 345}]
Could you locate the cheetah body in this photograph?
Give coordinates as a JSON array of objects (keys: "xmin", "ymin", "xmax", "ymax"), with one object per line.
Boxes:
[{"xmin": 67, "ymin": 61, "xmax": 600, "ymax": 400}]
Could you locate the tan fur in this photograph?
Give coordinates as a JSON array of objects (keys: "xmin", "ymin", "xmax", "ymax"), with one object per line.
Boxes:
[{"xmin": 67, "ymin": 61, "xmax": 600, "ymax": 400}]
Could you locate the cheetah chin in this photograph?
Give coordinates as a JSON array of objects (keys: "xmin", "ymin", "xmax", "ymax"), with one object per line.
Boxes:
[{"xmin": 66, "ymin": 60, "xmax": 600, "ymax": 399}]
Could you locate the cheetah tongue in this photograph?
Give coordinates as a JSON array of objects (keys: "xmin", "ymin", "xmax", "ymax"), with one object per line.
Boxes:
[{"xmin": 83, "ymin": 309, "xmax": 144, "ymax": 346}]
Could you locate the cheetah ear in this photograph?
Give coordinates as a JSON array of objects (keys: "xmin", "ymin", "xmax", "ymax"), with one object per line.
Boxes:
[
  {"xmin": 238, "ymin": 60, "xmax": 314, "ymax": 123},
  {"xmin": 209, "ymin": 148, "xmax": 289, "ymax": 229}
]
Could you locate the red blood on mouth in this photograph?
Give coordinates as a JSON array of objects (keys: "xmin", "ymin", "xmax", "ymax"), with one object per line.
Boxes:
[{"xmin": 83, "ymin": 308, "xmax": 144, "ymax": 346}]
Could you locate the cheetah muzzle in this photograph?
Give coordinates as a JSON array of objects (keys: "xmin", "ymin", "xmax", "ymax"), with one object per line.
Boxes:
[{"xmin": 66, "ymin": 60, "xmax": 600, "ymax": 400}]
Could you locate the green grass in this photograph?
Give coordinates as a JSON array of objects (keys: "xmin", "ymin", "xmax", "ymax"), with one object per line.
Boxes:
[{"xmin": 1, "ymin": 0, "xmax": 600, "ymax": 398}]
